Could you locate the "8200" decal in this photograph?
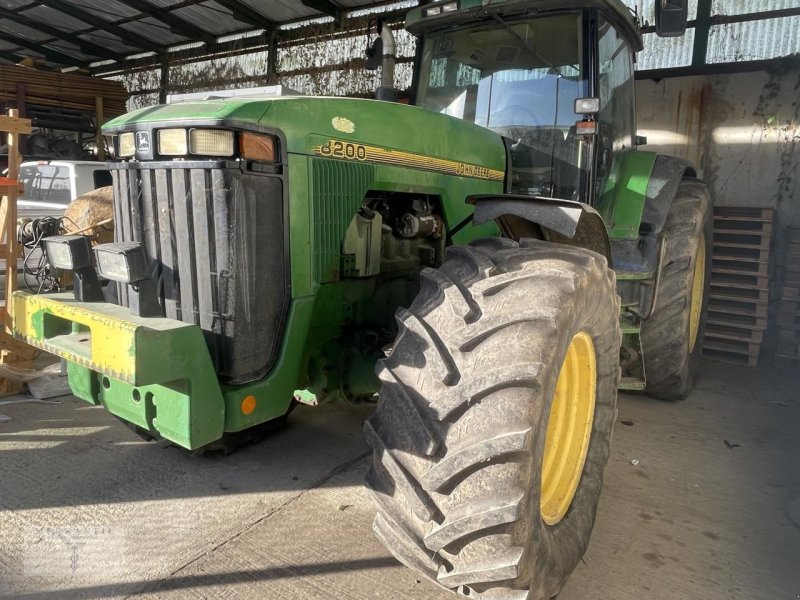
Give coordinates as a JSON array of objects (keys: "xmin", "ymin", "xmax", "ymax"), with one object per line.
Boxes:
[{"xmin": 316, "ymin": 140, "xmax": 367, "ymax": 161}]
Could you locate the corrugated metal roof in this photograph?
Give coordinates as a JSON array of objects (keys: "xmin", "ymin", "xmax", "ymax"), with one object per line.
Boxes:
[
  {"xmin": 638, "ymin": 29, "xmax": 695, "ymax": 70},
  {"xmin": 0, "ymin": 0, "xmax": 796, "ymax": 76},
  {"xmin": 621, "ymin": 0, "xmax": 699, "ymax": 26},
  {"xmin": 0, "ymin": 0, "xmax": 415, "ymax": 70},
  {"xmin": 707, "ymin": 15, "xmax": 800, "ymax": 62},
  {"xmin": 711, "ymin": 0, "xmax": 800, "ymax": 16}
]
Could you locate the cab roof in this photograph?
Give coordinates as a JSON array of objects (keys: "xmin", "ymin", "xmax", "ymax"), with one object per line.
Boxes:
[{"xmin": 406, "ymin": 0, "xmax": 643, "ymax": 52}]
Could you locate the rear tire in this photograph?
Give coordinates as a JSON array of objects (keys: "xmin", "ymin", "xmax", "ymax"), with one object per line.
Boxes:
[
  {"xmin": 641, "ymin": 178, "xmax": 712, "ymax": 400},
  {"xmin": 365, "ymin": 238, "xmax": 620, "ymax": 600}
]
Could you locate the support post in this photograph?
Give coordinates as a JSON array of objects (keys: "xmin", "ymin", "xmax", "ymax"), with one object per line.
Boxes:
[
  {"xmin": 14, "ymin": 83, "xmax": 27, "ymax": 156},
  {"xmin": 0, "ymin": 109, "xmax": 36, "ymax": 395},
  {"xmin": 159, "ymin": 56, "xmax": 170, "ymax": 104},
  {"xmin": 692, "ymin": 0, "xmax": 712, "ymax": 67},
  {"xmin": 95, "ymin": 96, "xmax": 105, "ymax": 161}
]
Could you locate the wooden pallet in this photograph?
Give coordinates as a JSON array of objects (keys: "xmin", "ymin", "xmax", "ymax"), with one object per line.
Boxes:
[{"xmin": 704, "ymin": 206, "xmax": 776, "ymax": 368}]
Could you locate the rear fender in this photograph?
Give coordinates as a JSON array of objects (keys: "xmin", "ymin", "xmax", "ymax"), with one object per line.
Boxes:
[{"xmin": 468, "ymin": 194, "xmax": 612, "ymax": 264}]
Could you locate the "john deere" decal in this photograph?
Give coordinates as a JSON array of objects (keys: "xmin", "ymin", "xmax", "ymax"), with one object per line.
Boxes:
[{"xmin": 311, "ymin": 138, "xmax": 504, "ymax": 182}]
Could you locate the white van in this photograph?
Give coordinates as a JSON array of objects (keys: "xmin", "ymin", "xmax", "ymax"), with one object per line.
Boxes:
[{"xmin": 17, "ymin": 160, "xmax": 112, "ymax": 221}]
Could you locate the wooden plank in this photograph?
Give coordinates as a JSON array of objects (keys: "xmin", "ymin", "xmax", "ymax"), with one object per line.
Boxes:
[
  {"xmin": 706, "ymin": 310, "xmax": 768, "ymax": 331},
  {"xmin": 713, "ymin": 232, "xmax": 772, "ymax": 249},
  {"xmin": 712, "ymin": 221, "xmax": 773, "ymax": 236},
  {"xmin": 0, "ymin": 332, "xmax": 37, "ymax": 359},
  {"xmin": 707, "ymin": 297, "xmax": 769, "ymax": 317},
  {"xmin": 711, "ymin": 244, "xmax": 770, "ymax": 262},
  {"xmin": 0, "ymin": 114, "xmax": 31, "ymax": 134},
  {"xmin": 710, "ymin": 270, "xmax": 769, "ymax": 290},
  {"xmin": 704, "ymin": 323, "xmax": 764, "ymax": 343},
  {"xmin": 4, "ymin": 109, "xmax": 20, "ymax": 329},
  {"xmin": 712, "ymin": 258, "xmax": 769, "ymax": 275},
  {"xmin": 702, "ymin": 347, "xmax": 759, "ymax": 366},
  {"xmin": 713, "ymin": 206, "xmax": 774, "ymax": 220},
  {"xmin": 709, "ymin": 284, "xmax": 769, "ymax": 303},
  {"xmin": 703, "ymin": 337, "xmax": 761, "ymax": 357},
  {"xmin": 0, "ymin": 108, "xmax": 35, "ymax": 392}
]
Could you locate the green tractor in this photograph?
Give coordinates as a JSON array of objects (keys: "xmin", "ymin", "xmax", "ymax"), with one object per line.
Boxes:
[{"xmin": 12, "ymin": 0, "xmax": 710, "ymax": 598}]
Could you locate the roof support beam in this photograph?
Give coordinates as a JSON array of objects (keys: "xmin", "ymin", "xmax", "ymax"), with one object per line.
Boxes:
[
  {"xmin": 691, "ymin": 0, "xmax": 712, "ymax": 67},
  {"xmin": 120, "ymin": 0, "xmax": 218, "ymax": 45},
  {"xmin": 36, "ymin": 0, "xmax": 166, "ymax": 54},
  {"xmin": 0, "ymin": 8, "xmax": 124, "ymax": 62},
  {"xmin": 0, "ymin": 31, "xmax": 86, "ymax": 67},
  {"xmin": 0, "ymin": 50, "xmax": 27, "ymax": 64},
  {"xmin": 301, "ymin": 0, "xmax": 344, "ymax": 23},
  {"xmin": 212, "ymin": 0, "xmax": 276, "ymax": 30}
]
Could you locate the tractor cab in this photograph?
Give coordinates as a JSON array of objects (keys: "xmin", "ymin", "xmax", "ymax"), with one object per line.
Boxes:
[{"xmin": 407, "ymin": 1, "xmax": 643, "ymax": 205}]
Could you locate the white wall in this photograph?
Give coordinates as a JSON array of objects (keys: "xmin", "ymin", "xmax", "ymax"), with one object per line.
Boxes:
[
  {"xmin": 636, "ymin": 66, "xmax": 800, "ymax": 228},
  {"xmin": 636, "ymin": 65, "xmax": 800, "ymax": 331}
]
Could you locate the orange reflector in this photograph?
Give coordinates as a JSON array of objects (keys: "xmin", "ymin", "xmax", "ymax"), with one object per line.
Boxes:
[
  {"xmin": 241, "ymin": 395, "xmax": 257, "ymax": 415},
  {"xmin": 575, "ymin": 120, "xmax": 597, "ymax": 136},
  {"xmin": 240, "ymin": 132, "xmax": 276, "ymax": 162}
]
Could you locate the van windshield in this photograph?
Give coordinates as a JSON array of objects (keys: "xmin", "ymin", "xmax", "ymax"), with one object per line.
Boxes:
[{"xmin": 19, "ymin": 164, "xmax": 72, "ymax": 205}]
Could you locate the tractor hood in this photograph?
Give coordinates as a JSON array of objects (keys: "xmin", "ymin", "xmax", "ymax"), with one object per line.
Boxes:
[{"xmin": 103, "ymin": 96, "xmax": 507, "ymax": 180}]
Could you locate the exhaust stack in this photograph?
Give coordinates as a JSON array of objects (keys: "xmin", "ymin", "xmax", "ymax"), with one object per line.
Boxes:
[{"xmin": 376, "ymin": 23, "xmax": 397, "ymax": 102}]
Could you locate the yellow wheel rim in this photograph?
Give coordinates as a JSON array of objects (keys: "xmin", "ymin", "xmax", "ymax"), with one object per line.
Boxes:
[
  {"xmin": 540, "ymin": 332, "xmax": 597, "ymax": 526},
  {"xmin": 688, "ymin": 233, "xmax": 706, "ymax": 353}
]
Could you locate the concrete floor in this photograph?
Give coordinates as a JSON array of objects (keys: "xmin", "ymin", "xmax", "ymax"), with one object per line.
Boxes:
[{"xmin": 0, "ymin": 360, "xmax": 798, "ymax": 600}]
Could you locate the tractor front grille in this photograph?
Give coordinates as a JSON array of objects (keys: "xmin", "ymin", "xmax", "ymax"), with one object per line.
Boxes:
[{"xmin": 110, "ymin": 162, "xmax": 289, "ymax": 383}]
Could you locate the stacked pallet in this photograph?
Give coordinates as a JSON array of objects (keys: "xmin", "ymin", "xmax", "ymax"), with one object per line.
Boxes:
[
  {"xmin": 775, "ymin": 228, "xmax": 800, "ymax": 362},
  {"xmin": 0, "ymin": 65, "xmax": 128, "ymax": 118},
  {"xmin": 703, "ymin": 207, "xmax": 774, "ymax": 366}
]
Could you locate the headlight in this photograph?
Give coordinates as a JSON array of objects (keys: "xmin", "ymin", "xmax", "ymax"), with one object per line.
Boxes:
[
  {"xmin": 94, "ymin": 242, "xmax": 151, "ymax": 283},
  {"xmin": 190, "ymin": 129, "xmax": 234, "ymax": 156},
  {"xmin": 118, "ymin": 132, "xmax": 135, "ymax": 157},
  {"xmin": 239, "ymin": 132, "xmax": 277, "ymax": 162},
  {"xmin": 158, "ymin": 128, "xmax": 188, "ymax": 156},
  {"xmin": 44, "ymin": 235, "xmax": 93, "ymax": 270},
  {"xmin": 574, "ymin": 97, "xmax": 600, "ymax": 114}
]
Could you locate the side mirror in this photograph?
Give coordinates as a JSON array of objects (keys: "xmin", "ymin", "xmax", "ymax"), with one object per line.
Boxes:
[
  {"xmin": 365, "ymin": 37, "xmax": 383, "ymax": 70},
  {"xmin": 655, "ymin": 0, "xmax": 688, "ymax": 37}
]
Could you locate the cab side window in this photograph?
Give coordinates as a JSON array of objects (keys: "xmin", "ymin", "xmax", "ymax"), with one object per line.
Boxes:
[{"xmin": 596, "ymin": 18, "xmax": 636, "ymax": 187}]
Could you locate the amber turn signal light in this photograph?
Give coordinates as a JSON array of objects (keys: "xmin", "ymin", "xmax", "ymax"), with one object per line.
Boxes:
[{"xmin": 240, "ymin": 132, "xmax": 276, "ymax": 162}]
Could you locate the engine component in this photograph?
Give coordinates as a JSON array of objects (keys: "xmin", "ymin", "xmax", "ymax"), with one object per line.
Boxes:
[{"xmin": 396, "ymin": 212, "xmax": 442, "ymax": 238}]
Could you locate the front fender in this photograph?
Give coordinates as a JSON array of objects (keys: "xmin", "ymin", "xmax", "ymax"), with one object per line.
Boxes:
[{"xmin": 468, "ymin": 194, "xmax": 612, "ymax": 264}]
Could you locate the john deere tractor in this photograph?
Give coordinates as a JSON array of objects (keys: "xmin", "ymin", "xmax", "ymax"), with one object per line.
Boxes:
[{"xmin": 12, "ymin": 0, "xmax": 709, "ymax": 598}]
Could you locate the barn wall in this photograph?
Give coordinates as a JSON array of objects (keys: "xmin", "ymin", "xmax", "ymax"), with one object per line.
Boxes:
[
  {"xmin": 636, "ymin": 60, "xmax": 800, "ymax": 342},
  {"xmin": 635, "ymin": 62, "xmax": 800, "ymax": 229}
]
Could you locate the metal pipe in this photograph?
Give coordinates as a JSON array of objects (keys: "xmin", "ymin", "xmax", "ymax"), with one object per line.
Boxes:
[{"xmin": 376, "ymin": 23, "xmax": 397, "ymax": 101}]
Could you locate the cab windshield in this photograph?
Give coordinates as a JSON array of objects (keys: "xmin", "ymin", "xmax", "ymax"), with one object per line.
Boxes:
[{"xmin": 416, "ymin": 13, "xmax": 588, "ymax": 200}]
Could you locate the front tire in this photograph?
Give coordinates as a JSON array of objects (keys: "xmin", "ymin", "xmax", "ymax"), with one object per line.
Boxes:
[{"xmin": 365, "ymin": 238, "xmax": 621, "ymax": 600}]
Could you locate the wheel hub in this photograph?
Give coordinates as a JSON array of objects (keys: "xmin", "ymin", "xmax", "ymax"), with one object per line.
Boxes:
[{"xmin": 540, "ymin": 331, "xmax": 597, "ymax": 526}]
